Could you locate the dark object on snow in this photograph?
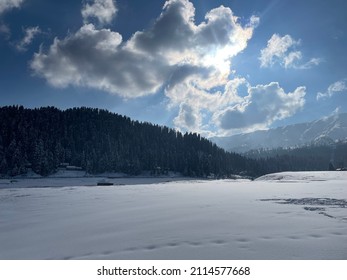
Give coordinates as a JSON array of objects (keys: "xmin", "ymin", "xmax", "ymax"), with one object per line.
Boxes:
[{"xmin": 97, "ymin": 179, "xmax": 113, "ymax": 186}]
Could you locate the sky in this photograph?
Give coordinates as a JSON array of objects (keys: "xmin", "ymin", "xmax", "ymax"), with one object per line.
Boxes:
[{"xmin": 0, "ymin": 0, "xmax": 347, "ymax": 137}]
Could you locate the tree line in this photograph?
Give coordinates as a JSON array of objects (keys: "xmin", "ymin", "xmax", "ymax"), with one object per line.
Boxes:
[
  {"xmin": 244, "ymin": 141, "xmax": 347, "ymax": 172},
  {"xmin": 0, "ymin": 106, "xmax": 262, "ymax": 178}
]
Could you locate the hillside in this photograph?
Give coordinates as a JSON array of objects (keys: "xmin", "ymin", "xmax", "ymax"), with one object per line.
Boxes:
[
  {"xmin": 244, "ymin": 141, "xmax": 347, "ymax": 173},
  {"xmin": 212, "ymin": 113, "xmax": 347, "ymax": 153},
  {"xmin": 0, "ymin": 106, "xmax": 260, "ymax": 178}
]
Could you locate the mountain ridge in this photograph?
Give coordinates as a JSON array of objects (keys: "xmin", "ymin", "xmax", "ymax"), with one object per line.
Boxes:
[{"xmin": 211, "ymin": 113, "xmax": 347, "ymax": 153}]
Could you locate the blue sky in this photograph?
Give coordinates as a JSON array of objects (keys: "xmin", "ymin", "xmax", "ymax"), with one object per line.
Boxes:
[{"xmin": 1, "ymin": 0, "xmax": 346, "ymax": 137}]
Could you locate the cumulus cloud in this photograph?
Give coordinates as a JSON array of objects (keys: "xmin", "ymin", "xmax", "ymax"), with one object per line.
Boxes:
[
  {"xmin": 31, "ymin": 0, "xmax": 257, "ymax": 99},
  {"xmin": 82, "ymin": 0, "xmax": 117, "ymax": 26},
  {"xmin": 166, "ymin": 74, "xmax": 306, "ymax": 135},
  {"xmin": 259, "ymin": 34, "xmax": 321, "ymax": 69},
  {"xmin": 31, "ymin": 23, "xmax": 170, "ymax": 97},
  {"xmin": 260, "ymin": 34, "xmax": 299, "ymax": 68},
  {"xmin": 174, "ymin": 103, "xmax": 202, "ymax": 132},
  {"xmin": 317, "ymin": 79, "xmax": 347, "ymax": 100},
  {"xmin": 31, "ymin": 0, "xmax": 305, "ymax": 135},
  {"xmin": 214, "ymin": 82, "xmax": 306, "ymax": 133},
  {"xmin": 0, "ymin": 0, "xmax": 24, "ymax": 14},
  {"xmin": 16, "ymin": 26, "xmax": 41, "ymax": 52}
]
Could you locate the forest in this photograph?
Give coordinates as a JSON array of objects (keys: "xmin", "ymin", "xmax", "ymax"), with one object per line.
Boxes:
[
  {"xmin": 1, "ymin": 106, "xmax": 345, "ymax": 178},
  {"xmin": 0, "ymin": 106, "xmax": 261, "ymax": 177},
  {"xmin": 244, "ymin": 141, "xmax": 347, "ymax": 172}
]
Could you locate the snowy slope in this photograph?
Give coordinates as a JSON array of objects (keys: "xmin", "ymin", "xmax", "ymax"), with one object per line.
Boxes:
[
  {"xmin": 212, "ymin": 113, "xmax": 347, "ymax": 152},
  {"xmin": 256, "ymin": 171, "xmax": 347, "ymax": 181},
  {"xmin": 0, "ymin": 172, "xmax": 346, "ymax": 260}
]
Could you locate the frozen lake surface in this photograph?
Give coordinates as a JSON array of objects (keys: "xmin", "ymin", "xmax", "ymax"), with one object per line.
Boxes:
[{"xmin": 0, "ymin": 171, "xmax": 346, "ymax": 260}]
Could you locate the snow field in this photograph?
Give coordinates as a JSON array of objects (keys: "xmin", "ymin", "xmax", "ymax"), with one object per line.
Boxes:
[{"xmin": 0, "ymin": 172, "xmax": 346, "ymax": 260}]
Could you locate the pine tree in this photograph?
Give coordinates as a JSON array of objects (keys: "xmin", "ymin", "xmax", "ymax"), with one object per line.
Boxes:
[{"xmin": 0, "ymin": 106, "xmax": 266, "ymax": 177}]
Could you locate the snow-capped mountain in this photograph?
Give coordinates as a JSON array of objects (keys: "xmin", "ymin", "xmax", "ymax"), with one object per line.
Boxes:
[{"xmin": 212, "ymin": 113, "xmax": 347, "ymax": 153}]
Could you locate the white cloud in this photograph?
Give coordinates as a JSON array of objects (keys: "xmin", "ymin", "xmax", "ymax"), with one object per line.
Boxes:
[
  {"xmin": 174, "ymin": 103, "xmax": 202, "ymax": 132},
  {"xmin": 31, "ymin": 0, "xmax": 305, "ymax": 135},
  {"xmin": 82, "ymin": 0, "xmax": 117, "ymax": 26},
  {"xmin": 31, "ymin": 0, "xmax": 258, "ymax": 100},
  {"xmin": 283, "ymin": 51, "xmax": 302, "ymax": 68},
  {"xmin": 31, "ymin": 23, "xmax": 170, "ymax": 97},
  {"xmin": 260, "ymin": 34, "xmax": 299, "ymax": 68},
  {"xmin": 317, "ymin": 79, "xmax": 347, "ymax": 100},
  {"xmin": 248, "ymin": 15, "xmax": 260, "ymax": 28},
  {"xmin": 0, "ymin": 0, "xmax": 24, "ymax": 14},
  {"xmin": 166, "ymin": 74, "xmax": 306, "ymax": 135},
  {"xmin": 31, "ymin": 24, "xmax": 159, "ymax": 97},
  {"xmin": 259, "ymin": 34, "xmax": 321, "ymax": 69},
  {"xmin": 16, "ymin": 26, "xmax": 41, "ymax": 52},
  {"xmin": 214, "ymin": 82, "xmax": 306, "ymax": 133},
  {"xmin": 298, "ymin": 57, "xmax": 322, "ymax": 70}
]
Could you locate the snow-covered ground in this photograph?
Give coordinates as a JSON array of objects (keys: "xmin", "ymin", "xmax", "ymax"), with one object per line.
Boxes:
[
  {"xmin": 0, "ymin": 172, "xmax": 346, "ymax": 260},
  {"xmin": 0, "ymin": 174, "xmax": 193, "ymax": 188}
]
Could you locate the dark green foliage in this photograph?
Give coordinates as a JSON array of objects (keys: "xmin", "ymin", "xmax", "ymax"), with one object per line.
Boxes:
[
  {"xmin": 245, "ymin": 142, "xmax": 347, "ymax": 173},
  {"xmin": 0, "ymin": 106, "xmax": 261, "ymax": 177}
]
